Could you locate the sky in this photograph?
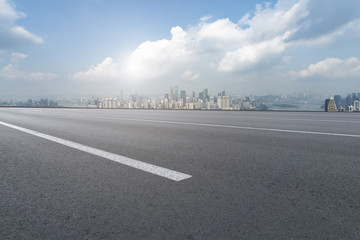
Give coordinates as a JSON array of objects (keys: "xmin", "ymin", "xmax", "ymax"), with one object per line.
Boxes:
[{"xmin": 1, "ymin": 0, "xmax": 360, "ymax": 98}]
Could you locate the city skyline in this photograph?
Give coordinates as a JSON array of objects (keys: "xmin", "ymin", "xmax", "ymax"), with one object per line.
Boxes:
[
  {"xmin": 3, "ymin": 85, "xmax": 359, "ymax": 112},
  {"xmin": 1, "ymin": 0, "xmax": 360, "ymax": 97}
]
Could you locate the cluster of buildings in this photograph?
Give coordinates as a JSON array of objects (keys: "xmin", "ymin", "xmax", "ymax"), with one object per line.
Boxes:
[
  {"xmin": 4, "ymin": 90, "xmax": 358, "ymax": 112},
  {"xmin": 0, "ymin": 98, "xmax": 58, "ymax": 107},
  {"xmin": 89, "ymin": 87, "xmax": 258, "ymax": 110},
  {"xmin": 325, "ymin": 93, "xmax": 360, "ymax": 112}
]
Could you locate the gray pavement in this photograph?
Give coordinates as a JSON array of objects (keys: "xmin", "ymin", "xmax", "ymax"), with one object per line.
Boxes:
[{"xmin": 1, "ymin": 108, "xmax": 360, "ymax": 239}]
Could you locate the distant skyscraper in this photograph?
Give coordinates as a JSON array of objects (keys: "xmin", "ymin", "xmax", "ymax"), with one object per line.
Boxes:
[
  {"xmin": 170, "ymin": 87, "xmax": 174, "ymax": 102},
  {"xmin": 199, "ymin": 92, "xmax": 203, "ymax": 100},
  {"xmin": 346, "ymin": 94, "xmax": 352, "ymax": 108},
  {"xmin": 165, "ymin": 93, "xmax": 169, "ymax": 100},
  {"xmin": 180, "ymin": 90, "xmax": 186, "ymax": 105},
  {"xmin": 334, "ymin": 95, "xmax": 341, "ymax": 108},
  {"xmin": 325, "ymin": 97, "xmax": 337, "ymax": 112},
  {"xmin": 175, "ymin": 86, "xmax": 179, "ymax": 101},
  {"xmin": 103, "ymin": 98, "xmax": 118, "ymax": 108},
  {"xmin": 204, "ymin": 88, "xmax": 209, "ymax": 102},
  {"xmin": 354, "ymin": 100, "xmax": 360, "ymax": 111},
  {"xmin": 217, "ymin": 96, "xmax": 222, "ymax": 109},
  {"xmin": 222, "ymin": 96, "xmax": 230, "ymax": 109},
  {"xmin": 222, "ymin": 91, "xmax": 226, "ymax": 97}
]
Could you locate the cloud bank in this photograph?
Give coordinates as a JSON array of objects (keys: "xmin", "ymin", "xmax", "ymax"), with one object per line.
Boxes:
[
  {"xmin": 294, "ymin": 57, "xmax": 360, "ymax": 79},
  {"xmin": 0, "ymin": 1, "xmax": 55, "ymax": 85},
  {"xmin": 73, "ymin": 0, "xmax": 360, "ymax": 94},
  {"xmin": 0, "ymin": 0, "xmax": 43, "ymax": 49},
  {"xmin": 73, "ymin": 57, "xmax": 121, "ymax": 81},
  {"xmin": 0, "ymin": 52, "xmax": 57, "ymax": 81}
]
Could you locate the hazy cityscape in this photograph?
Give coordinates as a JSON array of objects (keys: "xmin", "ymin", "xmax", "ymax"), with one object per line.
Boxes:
[{"xmin": 1, "ymin": 88, "xmax": 360, "ymax": 112}]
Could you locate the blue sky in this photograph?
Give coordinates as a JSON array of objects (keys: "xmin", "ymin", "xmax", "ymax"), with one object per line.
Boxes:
[{"xmin": 1, "ymin": 0, "xmax": 360, "ymax": 97}]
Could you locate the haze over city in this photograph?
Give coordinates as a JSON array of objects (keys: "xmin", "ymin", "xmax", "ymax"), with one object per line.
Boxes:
[{"xmin": 1, "ymin": 0, "xmax": 360, "ymax": 98}]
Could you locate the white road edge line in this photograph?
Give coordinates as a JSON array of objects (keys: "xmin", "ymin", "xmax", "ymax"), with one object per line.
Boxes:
[
  {"xmin": 30, "ymin": 112, "xmax": 360, "ymax": 138},
  {"xmin": 133, "ymin": 119, "xmax": 360, "ymax": 138},
  {"xmin": 0, "ymin": 120, "xmax": 192, "ymax": 182}
]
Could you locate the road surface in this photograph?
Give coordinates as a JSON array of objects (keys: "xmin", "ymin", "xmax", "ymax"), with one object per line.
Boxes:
[{"xmin": 1, "ymin": 108, "xmax": 360, "ymax": 239}]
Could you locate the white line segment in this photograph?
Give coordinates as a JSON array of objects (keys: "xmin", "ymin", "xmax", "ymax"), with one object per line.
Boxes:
[
  {"xmin": 24, "ymin": 112, "xmax": 360, "ymax": 138},
  {"xmin": 0, "ymin": 120, "xmax": 192, "ymax": 182},
  {"xmin": 110, "ymin": 117, "xmax": 360, "ymax": 138}
]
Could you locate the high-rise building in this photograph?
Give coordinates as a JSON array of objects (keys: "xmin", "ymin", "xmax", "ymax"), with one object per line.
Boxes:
[
  {"xmin": 103, "ymin": 98, "xmax": 118, "ymax": 108},
  {"xmin": 180, "ymin": 90, "xmax": 186, "ymax": 105},
  {"xmin": 175, "ymin": 86, "xmax": 179, "ymax": 101},
  {"xmin": 204, "ymin": 88, "xmax": 209, "ymax": 102},
  {"xmin": 165, "ymin": 93, "xmax": 169, "ymax": 100},
  {"xmin": 354, "ymin": 100, "xmax": 360, "ymax": 111},
  {"xmin": 346, "ymin": 94, "xmax": 352, "ymax": 108},
  {"xmin": 325, "ymin": 99, "xmax": 329, "ymax": 111},
  {"xmin": 334, "ymin": 95, "xmax": 341, "ymax": 108},
  {"xmin": 199, "ymin": 92, "xmax": 203, "ymax": 100},
  {"xmin": 170, "ymin": 87, "xmax": 174, "ymax": 102},
  {"xmin": 217, "ymin": 96, "xmax": 222, "ymax": 109},
  {"xmin": 222, "ymin": 91, "xmax": 226, "ymax": 97},
  {"xmin": 222, "ymin": 96, "xmax": 230, "ymax": 109},
  {"xmin": 325, "ymin": 97, "xmax": 337, "ymax": 112}
]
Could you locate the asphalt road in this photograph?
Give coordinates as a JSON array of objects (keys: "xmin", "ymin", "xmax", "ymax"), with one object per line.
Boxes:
[{"xmin": 1, "ymin": 108, "xmax": 360, "ymax": 239}]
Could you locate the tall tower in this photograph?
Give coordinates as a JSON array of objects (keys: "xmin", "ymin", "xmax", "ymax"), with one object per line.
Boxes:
[
  {"xmin": 175, "ymin": 86, "xmax": 179, "ymax": 101},
  {"xmin": 334, "ymin": 95, "xmax": 341, "ymax": 109},
  {"xmin": 180, "ymin": 90, "xmax": 186, "ymax": 105},
  {"xmin": 325, "ymin": 97, "xmax": 337, "ymax": 112},
  {"xmin": 203, "ymin": 88, "xmax": 209, "ymax": 102},
  {"xmin": 170, "ymin": 87, "xmax": 174, "ymax": 102},
  {"xmin": 222, "ymin": 96, "xmax": 230, "ymax": 110}
]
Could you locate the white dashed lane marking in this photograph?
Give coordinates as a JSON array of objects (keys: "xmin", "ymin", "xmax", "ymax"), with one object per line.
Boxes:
[{"xmin": 0, "ymin": 120, "xmax": 192, "ymax": 182}]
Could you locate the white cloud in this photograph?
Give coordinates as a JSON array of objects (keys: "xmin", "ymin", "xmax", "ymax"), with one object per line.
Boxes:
[
  {"xmin": 10, "ymin": 52, "xmax": 28, "ymax": 63},
  {"xmin": 0, "ymin": 0, "xmax": 25, "ymax": 20},
  {"xmin": 10, "ymin": 25, "xmax": 43, "ymax": 44},
  {"xmin": 246, "ymin": 0, "xmax": 309, "ymax": 40},
  {"xmin": 72, "ymin": 0, "xmax": 360, "ymax": 94},
  {"xmin": 28, "ymin": 72, "xmax": 58, "ymax": 81},
  {"xmin": 0, "ymin": 63, "xmax": 57, "ymax": 80},
  {"xmin": 293, "ymin": 57, "xmax": 360, "ymax": 78},
  {"xmin": 218, "ymin": 36, "xmax": 286, "ymax": 72},
  {"xmin": 73, "ymin": 57, "xmax": 121, "ymax": 81},
  {"xmin": 122, "ymin": 0, "xmax": 311, "ymax": 80},
  {"xmin": 124, "ymin": 26, "xmax": 193, "ymax": 80},
  {"xmin": 292, "ymin": 18, "xmax": 360, "ymax": 47},
  {"xmin": 196, "ymin": 18, "xmax": 246, "ymax": 47},
  {"xmin": 200, "ymin": 15, "xmax": 212, "ymax": 22},
  {"xmin": 182, "ymin": 70, "xmax": 199, "ymax": 81},
  {"xmin": 0, "ymin": 52, "xmax": 57, "ymax": 80},
  {"xmin": 0, "ymin": 0, "xmax": 43, "ymax": 49}
]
